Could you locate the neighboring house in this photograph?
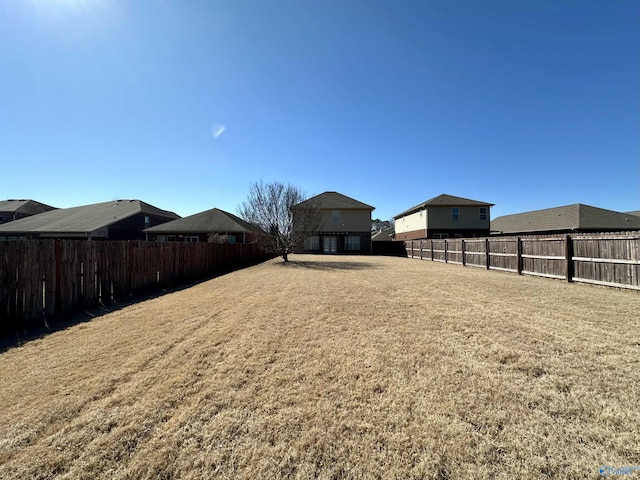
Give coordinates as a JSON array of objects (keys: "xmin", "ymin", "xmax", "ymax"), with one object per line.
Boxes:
[
  {"xmin": 294, "ymin": 191, "xmax": 375, "ymax": 254},
  {"xmin": 626, "ymin": 210, "xmax": 640, "ymax": 218},
  {"xmin": 394, "ymin": 194, "xmax": 494, "ymax": 241},
  {"xmin": 0, "ymin": 200, "xmax": 179, "ymax": 240},
  {"xmin": 372, "ymin": 227, "xmax": 395, "ymax": 242},
  {"xmin": 144, "ymin": 207, "xmax": 264, "ymax": 243},
  {"xmin": 371, "ymin": 227, "xmax": 406, "ymax": 256},
  {"xmin": 491, "ymin": 204, "xmax": 640, "ymax": 235},
  {"xmin": 0, "ymin": 199, "xmax": 56, "ymax": 224}
]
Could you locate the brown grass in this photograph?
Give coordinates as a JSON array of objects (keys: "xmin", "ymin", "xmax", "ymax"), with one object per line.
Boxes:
[{"xmin": 0, "ymin": 255, "xmax": 638, "ymax": 479}]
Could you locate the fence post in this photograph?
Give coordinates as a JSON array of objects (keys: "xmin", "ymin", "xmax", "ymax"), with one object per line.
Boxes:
[
  {"xmin": 420, "ymin": 240, "xmax": 423, "ymax": 259},
  {"xmin": 485, "ymin": 238, "xmax": 490, "ymax": 269},
  {"xmin": 444, "ymin": 239, "xmax": 448, "ymax": 263},
  {"xmin": 565, "ymin": 234, "xmax": 574, "ymax": 283},
  {"xmin": 516, "ymin": 237, "xmax": 522, "ymax": 275},
  {"xmin": 461, "ymin": 239, "xmax": 465, "ymax": 266}
]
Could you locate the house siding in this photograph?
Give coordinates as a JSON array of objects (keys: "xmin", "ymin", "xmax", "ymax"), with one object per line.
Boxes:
[
  {"xmin": 108, "ymin": 213, "xmax": 176, "ymax": 240},
  {"xmin": 395, "ymin": 205, "xmax": 491, "ymax": 240},
  {"xmin": 298, "ymin": 210, "xmax": 373, "ymax": 255},
  {"xmin": 318, "ymin": 209, "xmax": 371, "ymax": 233},
  {"xmin": 395, "ymin": 210, "xmax": 427, "ymax": 238},
  {"xmin": 427, "ymin": 206, "xmax": 490, "ymax": 230},
  {"xmin": 0, "ymin": 212, "xmax": 29, "ymax": 224}
]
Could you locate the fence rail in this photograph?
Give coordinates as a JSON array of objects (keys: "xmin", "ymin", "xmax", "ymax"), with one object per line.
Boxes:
[
  {"xmin": 0, "ymin": 240, "xmax": 266, "ymax": 331},
  {"xmin": 404, "ymin": 233, "xmax": 640, "ymax": 290}
]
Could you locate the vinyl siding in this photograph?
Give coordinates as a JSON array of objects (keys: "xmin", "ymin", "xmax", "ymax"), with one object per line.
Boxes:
[
  {"xmin": 427, "ymin": 206, "xmax": 490, "ymax": 230},
  {"xmin": 318, "ymin": 209, "xmax": 371, "ymax": 232},
  {"xmin": 395, "ymin": 210, "xmax": 427, "ymax": 235}
]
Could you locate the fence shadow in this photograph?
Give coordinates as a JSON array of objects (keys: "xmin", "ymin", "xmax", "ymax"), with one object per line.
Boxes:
[
  {"xmin": 0, "ymin": 240, "xmax": 270, "ymax": 347},
  {"xmin": 0, "ymin": 268, "xmax": 246, "ymax": 353}
]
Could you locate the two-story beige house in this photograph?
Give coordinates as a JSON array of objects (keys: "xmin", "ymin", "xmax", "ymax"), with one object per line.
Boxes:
[
  {"xmin": 394, "ymin": 194, "xmax": 493, "ymax": 241},
  {"xmin": 295, "ymin": 191, "xmax": 375, "ymax": 254}
]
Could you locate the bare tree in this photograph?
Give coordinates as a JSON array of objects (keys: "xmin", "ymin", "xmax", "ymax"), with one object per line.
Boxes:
[
  {"xmin": 207, "ymin": 233, "xmax": 230, "ymax": 244},
  {"xmin": 238, "ymin": 181, "xmax": 321, "ymax": 262}
]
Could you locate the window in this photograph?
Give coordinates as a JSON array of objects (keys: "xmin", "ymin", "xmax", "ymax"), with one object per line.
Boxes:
[
  {"xmin": 304, "ymin": 236, "xmax": 320, "ymax": 250},
  {"xmin": 332, "ymin": 210, "xmax": 340, "ymax": 224},
  {"xmin": 185, "ymin": 236, "xmax": 199, "ymax": 243},
  {"xmin": 433, "ymin": 233, "xmax": 449, "ymax": 239},
  {"xmin": 451, "ymin": 207, "xmax": 459, "ymax": 221},
  {"xmin": 345, "ymin": 235, "xmax": 360, "ymax": 251},
  {"xmin": 157, "ymin": 235, "xmax": 166, "ymax": 242},
  {"xmin": 479, "ymin": 207, "xmax": 487, "ymax": 221},
  {"xmin": 144, "ymin": 215, "xmax": 150, "ymax": 228}
]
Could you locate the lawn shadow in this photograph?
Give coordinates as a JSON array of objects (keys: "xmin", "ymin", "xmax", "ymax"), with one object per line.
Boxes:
[
  {"xmin": 0, "ymin": 269, "xmax": 241, "ymax": 353},
  {"xmin": 278, "ymin": 260, "xmax": 379, "ymax": 271}
]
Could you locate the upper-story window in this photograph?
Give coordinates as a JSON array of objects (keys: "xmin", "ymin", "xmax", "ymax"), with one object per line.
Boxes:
[
  {"xmin": 479, "ymin": 207, "xmax": 487, "ymax": 221},
  {"xmin": 332, "ymin": 210, "xmax": 340, "ymax": 224},
  {"xmin": 451, "ymin": 207, "xmax": 459, "ymax": 221},
  {"xmin": 144, "ymin": 215, "xmax": 150, "ymax": 228}
]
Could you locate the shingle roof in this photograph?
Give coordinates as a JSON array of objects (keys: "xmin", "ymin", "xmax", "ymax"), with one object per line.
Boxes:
[
  {"xmin": 394, "ymin": 194, "xmax": 494, "ymax": 218},
  {"xmin": 0, "ymin": 199, "xmax": 56, "ymax": 216},
  {"xmin": 491, "ymin": 204, "xmax": 640, "ymax": 234},
  {"xmin": 626, "ymin": 210, "xmax": 640, "ymax": 217},
  {"xmin": 295, "ymin": 191, "xmax": 374, "ymax": 210},
  {"xmin": 372, "ymin": 228, "xmax": 395, "ymax": 241},
  {"xmin": 0, "ymin": 200, "xmax": 179, "ymax": 235},
  {"xmin": 145, "ymin": 208, "xmax": 261, "ymax": 233}
]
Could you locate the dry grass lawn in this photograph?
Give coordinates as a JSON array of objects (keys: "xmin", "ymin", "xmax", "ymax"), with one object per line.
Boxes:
[{"xmin": 0, "ymin": 255, "xmax": 638, "ymax": 479}]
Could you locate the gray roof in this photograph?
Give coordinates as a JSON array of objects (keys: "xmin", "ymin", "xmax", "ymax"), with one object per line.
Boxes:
[
  {"xmin": 372, "ymin": 228, "xmax": 395, "ymax": 241},
  {"xmin": 395, "ymin": 194, "xmax": 494, "ymax": 218},
  {"xmin": 145, "ymin": 208, "xmax": 261, "ymax": 234},
  {"xmin": 295, "ymin": 191, "xmax": 375, "ymax": 210},
  {"xmin": 0, "ymin": 199, "xmax": 56, "ymax": 216},
  {"xmin": 491, "ymin": 204, "xmax": 640, "ymax": 234},
  {"xmin": 0, "ymin": 200, "xmax": 179, "ymax": 235},
  {"xmin": 626, "ymin": 210, "xmax": 640, "ymax": 217}
]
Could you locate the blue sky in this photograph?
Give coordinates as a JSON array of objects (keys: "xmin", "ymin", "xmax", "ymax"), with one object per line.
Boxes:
[{"xmin": 1, "ymin": 0, "xmax": 638, "ymax": 221}]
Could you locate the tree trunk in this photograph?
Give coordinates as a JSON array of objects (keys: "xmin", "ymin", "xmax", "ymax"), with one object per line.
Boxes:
[{"xmin": 282, "ymin": 251, "xmax": 289, "ymax": 262}]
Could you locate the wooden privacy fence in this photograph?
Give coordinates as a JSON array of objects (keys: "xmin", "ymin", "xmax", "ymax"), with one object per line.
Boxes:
[
  {"xmin": 0, "ymin": 240, "xmax": 266, "ymax": 331},
  {"xmin": 404, "ymin": 232, "xmax": 640, "ymax": 290}
]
